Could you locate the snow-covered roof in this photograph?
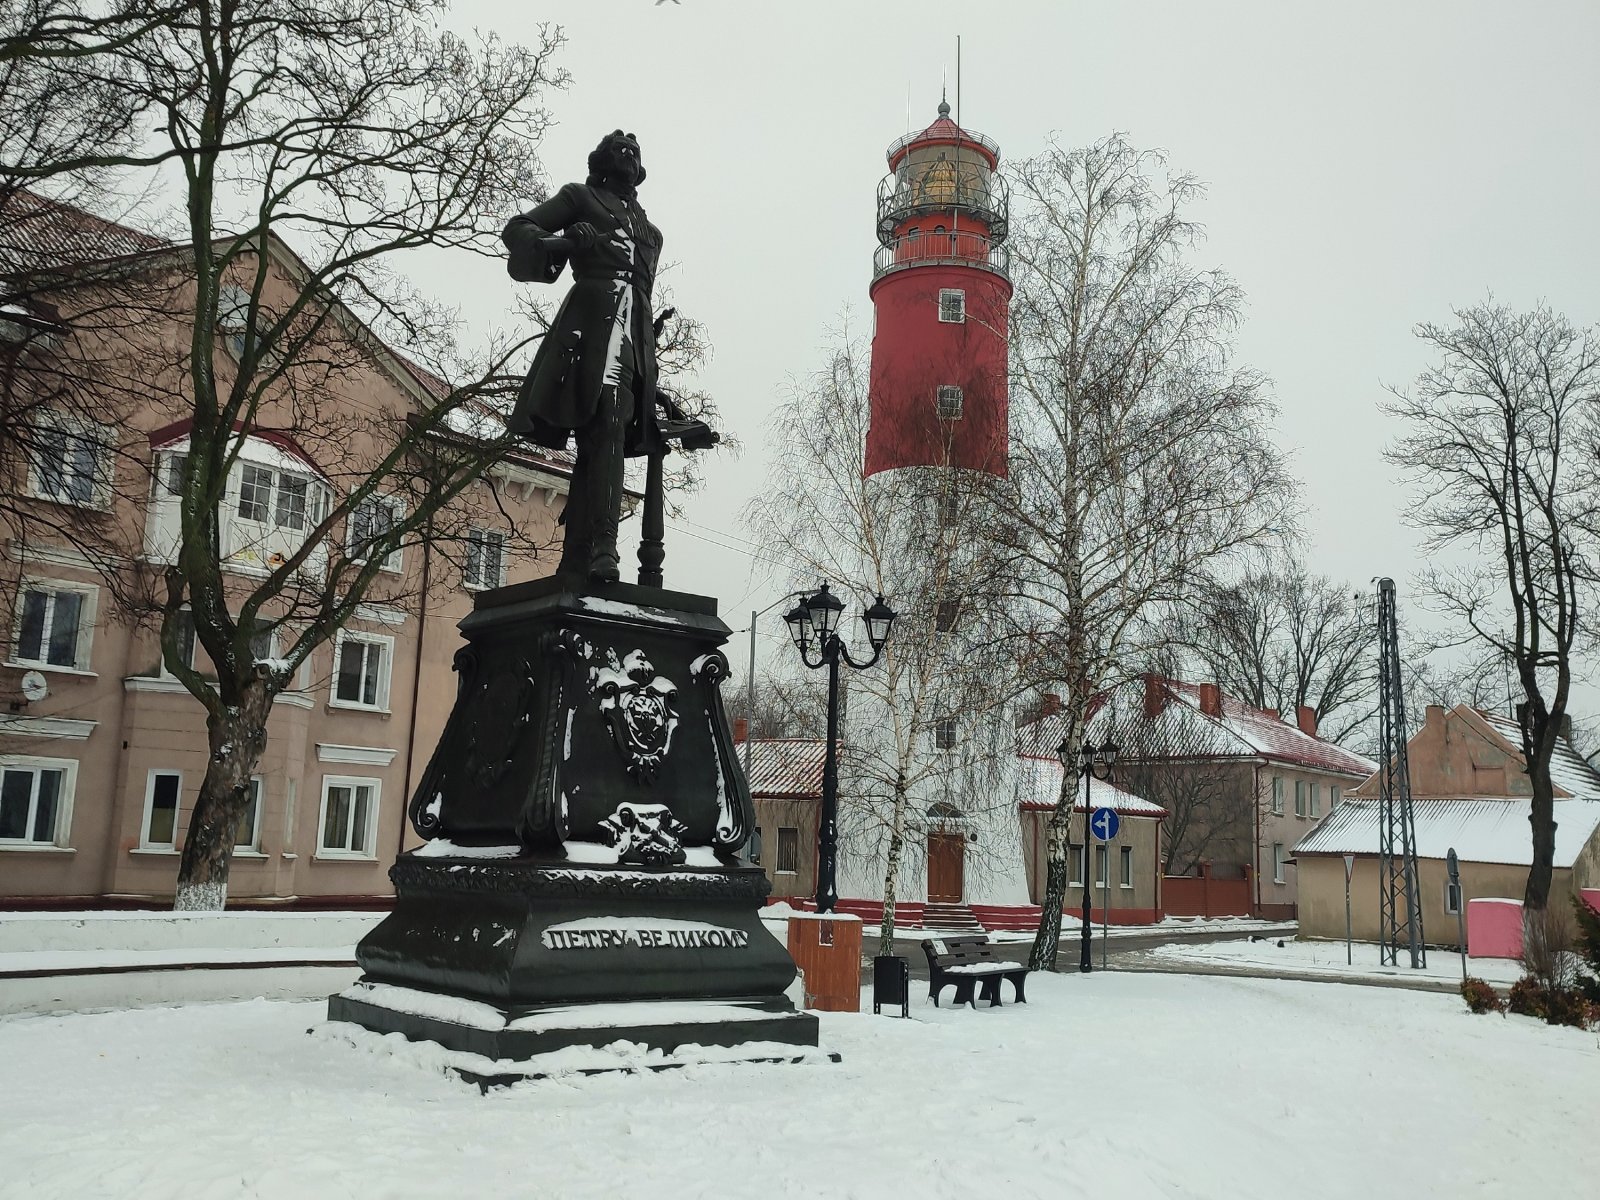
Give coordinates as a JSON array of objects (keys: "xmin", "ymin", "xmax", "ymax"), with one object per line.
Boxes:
[
  {"xmin": 1015, "ymin": 757, "xmax": 1166, "ymax": 817},
  {"xmin": 1017, "ymin": 676, "xmax": 1377, "ymax": 780},
  {"xmin": 738, "ymin": 738, "xmax": 828, "ymax": 799},
  {"xmin": 1476, "ymin": 709, "xmax": 1600, "ymax": 798},
  {"xmin": 148, "ymin": 422, "xmax": 326, "ymax": 479},
  {"xmin": 1292, "ymin": 797, "xmax": 1600, "ymax": 868}
]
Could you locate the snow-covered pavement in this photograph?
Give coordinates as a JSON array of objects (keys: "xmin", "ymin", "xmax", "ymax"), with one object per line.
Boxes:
[
  {"xmin": 1144, "ymin": 935, "xmax": 1528, "ymax": 987},
  {"xmin": 1, "ymin": 971, "xmax": 1595, "ymax": 1200}
]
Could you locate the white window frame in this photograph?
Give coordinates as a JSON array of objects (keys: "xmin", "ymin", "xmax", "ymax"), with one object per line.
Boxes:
[
  {"xmin": 0, "ymin": 755, "xmax": 77, "ymax": 848},
  {"xmin": 1272, "ymin": 842, "xmax": 1287, "ymax": 884},
  {"xmin": 329, "ymin": 630, "xmax": 393, "ymax": 712},
  {"xmin": 140, "ymin": 769, "xmax": 183, "ymax": 851},
  {"xmin": 1069, "ymin": 842, "xmax": 1084, "ymax": 886},
  {"xmin": 935, "ymin": 384, "xmax": 964, "ymax": 420},
  {"xmin": 317, "ymin": 774, "xmax": 381, "ymax": 859},
  {"xmin": 463, "ymin": 527, "xmax": 508, "ymax": 591},
  {"xmin": 937, "ymin": 287, "xmax": 966, "ymax": 324},
  {"xmin": 234, "ymin": 461, "xmax": 327, "ymax": 534},
  {"xmin": 347, "ymin": 494, "xmax": 405, "ymax": 573},
  {"xmin": 775, "ymin": 826, "xmax": 799, "ymax": 875},
  {"xmin": 234, "ymin": 776, "xmax": 264, "ymax": 853},
  {"xmin": 1270, "ymin": 777, "xmax": 1284, "ymax": 815},
  {"xmin": 26, "ymin": 410, "xmax": 113, "ymax": 509},
  {"xmin": 1119, "ymin": 844, "xmax": 1134, "ymax": 889},
  {"xmin": 1330, "ymin": 786, "xmax": 1343, "ymax": 810},
  {"xmin": 1294, "ymin": 779, "xmax": 1306, "ymax": 818},
  {"xmin": 1095, "ymin": 844, "xmax": 1108, "ymax": 887},
  {"xmin": 1309, "ymin": 782, "xmax": 1321, "ymax": 819},
  {"xmin": 9, "ymin": 576, "xmax": 97, "ymax": 673},
  {"xmin": 1445, "ymin": 878, "xmax": 1462, "ymax": 916},
  {"xmin": 157, "ymin": 607, "xmax": 198, "ymax": 679}
]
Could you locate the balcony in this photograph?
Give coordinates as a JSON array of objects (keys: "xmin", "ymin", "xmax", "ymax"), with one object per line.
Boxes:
[
  {"xmin": 871, "ymin": 228, "xmax": 1011, "ymax": 283},
  {"xmin": 877, "ymin": 169, "xmax": 1009, "ymax": 244}
]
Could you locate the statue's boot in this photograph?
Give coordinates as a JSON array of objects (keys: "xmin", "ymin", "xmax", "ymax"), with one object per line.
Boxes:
[{"xmin": 585, "ymin": 382, "xmax": 628, "ymax": 584}]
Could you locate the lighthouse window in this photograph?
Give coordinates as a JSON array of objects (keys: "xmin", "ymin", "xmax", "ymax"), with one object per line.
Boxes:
[
  {"xmin": 936, "ymin": 385, "xmax": 964, "ymax": 420},
  {"xmin": 938, "ymin": 288, "xmax": 966, "ymax": 323}
]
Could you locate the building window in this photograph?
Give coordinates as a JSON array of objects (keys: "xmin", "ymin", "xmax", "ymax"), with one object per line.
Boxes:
[
  {"xmin": 1095, "ymin": 845, "xmax": 1108, "ymax": 887},
  {"xmin": 28, "ymin": 413, "xmax": 111, "ymax": 507},
  {"xmin": 1272, "ymin": 842, "xmax": 1287, "ymax": 884},
  {"xmin": 0, "ymin": 758, "xmax": 73, "ymax": 845},
  {"xmin": 1069, "ymin": 842, "xmax": 1083, "ymax": 885},
  {"xmin": 938, "ymin": 288, "xmax": 966, "ymax": 323},
  {"xmin": 775, "ymin": 827, "xmax": 799, "ymax": 875},
  {"xmin": 1309, "ymin": 783, "xmax": 1321, "ymax": 818},
  {"xmin": 463, "ymin": 528, "xmax": 507, "ymax": 590},
  {"xmin": 331, "ymin": 632, "xmax": 393, "ymax": 711},
  {"xmin": 1330, "ymin": 786, "xmax": 1342, "ymax": 810},
  {"xmin": 236, "ymin": 463, "xmax": 325, "ymax": 532},
  {"xmin": 1294, "ymin": 779, "xmax": 1306, "ymax": 817},
  {"xmin": 936, "ymin": 491, "xmax": 958, "ymax": 526},
  {"xmin": 934, "ymin": 715, "xmax": 956, "ymax": 751},
  {"xmin": 319, "ymin": 776, "xmax": 379, "ymax": 857},
  {"xmin": 11, "ymin": 581, "xmax": 94, "ymax": 671},
  {"xmin": 159, "ymin": 608, "xmax": 198, "ymax": 677},
  {"xmin": 142, "ymin": 770, "xmax": 182, "ymax": 849},
  {"xmin": 217, "ymin": 283, "xmax": 254, "ymax": 357},
  {"xmin": 235, "ymin": 777, "xmax": 263, "ymax": 852},
  {"xmin": 935, "ymin": 598, "xmax": 959, "ymax": 633},
  {"xmin": 1445, "ymin": 879, "xmax": 1462, "ymax": 915},
  {"xmin": 1120, "ymin": 845, "xmax": 1133, "ymax": 888},
  {"xmin": 935, "ymin": 385, "xmax": 964, "ymax": 420},
  {"xmin": 348, "ymin": 495, "xmax": 404, "ymax": 572},
  {"xmin": 1271, "ymin": 777, "xmax": 1284, "ymax": 815}
]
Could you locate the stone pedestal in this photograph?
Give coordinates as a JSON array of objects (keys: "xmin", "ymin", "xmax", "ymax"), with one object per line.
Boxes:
[{"xmin": 327, "ymin": 578, "xmax": 819, "ymax": 1063}]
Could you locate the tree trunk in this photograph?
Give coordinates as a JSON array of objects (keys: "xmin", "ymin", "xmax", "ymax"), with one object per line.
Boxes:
[
  {"xmin": 1029, "ymin": 805, "xmax": 1071, "ymax": 971},
  {"xmin": 1524, "ymin": 737, "xmax": 1558, "ymax": 913},
  {"xmin": 879, "ymin": 773, "xmax": 909, "ymax": 946},
  {"xmin": 174, "ymin": 679, "xmax": 272, "ymax": 911}
]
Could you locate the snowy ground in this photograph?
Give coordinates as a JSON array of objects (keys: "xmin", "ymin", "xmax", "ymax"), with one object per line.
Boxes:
[
  {"xmin": 2, "ymin": 973, "xmax": 1596, "ymax": 1199},
  {"xmin": 1148, "ymin": 936, "xmax": 1526, "ymax": 985}
]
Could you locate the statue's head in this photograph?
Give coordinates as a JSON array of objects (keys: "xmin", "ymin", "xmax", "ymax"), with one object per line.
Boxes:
[{"xmin": 587, "ymin": 130, "xmax": 645, "ymax": 190}]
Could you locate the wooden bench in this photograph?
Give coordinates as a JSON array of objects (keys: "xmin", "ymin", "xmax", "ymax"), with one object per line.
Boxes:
[{"xmin": 921, "ymin": 935, "xmax": 1029, "ymax": 1008}]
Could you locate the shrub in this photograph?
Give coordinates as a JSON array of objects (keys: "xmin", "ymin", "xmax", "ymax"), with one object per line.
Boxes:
[
  {"xmin": 1542, "ymin": 986, "xmax": 1591, "ymax": 1029},
  {"xmin": 1460, "ymin": 976, "xmax": 1504, "ymax": 1015},
  {"xmin": 1521, "ymin": 904, "xmax": 1578, "ymax": 994},
  {"xmin": 1570, "ymin": 894, "xmax": 1600, "ymax": 1003},
  {"xmin": 1507, "ymin": 975, "xmax": 1547, "ymax": 1019}
]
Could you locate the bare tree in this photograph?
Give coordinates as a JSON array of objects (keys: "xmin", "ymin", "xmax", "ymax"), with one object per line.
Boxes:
[
  {"xmin": 1106, "ymin": 726, "xmax": 1249, "ymax": 876},
  {"xmin": 998, "ymin": 135, "xmax": 1295, "ymax": 970},
  {"xmin": 3, "ymin": 0, "xmax": 575, "ymax": 908},
  {"xmin": 1387, "ymin": 300, "xmax": 1600, "ymax": 918},
  {"xmin": 748, "ymin": 330, "xmax": 1017, "ymax": 943},
  {"xmin": 1169, "ymin": 560, "xmax": 1377, "ymax": 747}
]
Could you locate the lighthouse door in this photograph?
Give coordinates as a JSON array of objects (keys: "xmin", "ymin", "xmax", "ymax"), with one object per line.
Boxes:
[{"xmin": 927, "ymin": 831, "xmax": 965, "ymax": 904}]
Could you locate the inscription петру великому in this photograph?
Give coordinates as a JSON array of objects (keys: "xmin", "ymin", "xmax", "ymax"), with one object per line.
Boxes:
[{"xmin": 541, "ymin": 924, "xmax": 751, "ymax": 951}]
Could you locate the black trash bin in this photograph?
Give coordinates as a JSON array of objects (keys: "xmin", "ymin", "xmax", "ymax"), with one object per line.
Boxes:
[{"xmin": 873, "ymin": 954, "xmax": 910, "ymax": 1017}]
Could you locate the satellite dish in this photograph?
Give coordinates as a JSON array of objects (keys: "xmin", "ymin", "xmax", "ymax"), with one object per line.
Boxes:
[{"xmin": 20, "ymin": 671, "xmax": 48, "ymax": 703}]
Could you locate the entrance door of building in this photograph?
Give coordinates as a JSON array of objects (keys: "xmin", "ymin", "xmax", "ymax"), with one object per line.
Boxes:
[{"xmin": 927, "ymin": 831, "xmax": 965, "ymax": 903}]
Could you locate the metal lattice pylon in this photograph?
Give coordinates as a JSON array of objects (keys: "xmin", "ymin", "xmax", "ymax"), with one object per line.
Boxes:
[{"xmin": 1376, "ymin": 578, "xmax": 1426, "ymax": 968}]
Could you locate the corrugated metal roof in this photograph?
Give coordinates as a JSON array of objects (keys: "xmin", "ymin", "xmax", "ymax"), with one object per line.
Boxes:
[
  {"xmin": 1292, "ymin": 796, "xmax": 1600, "ymax": 868},
  {"xmin": 1015, "ymin": 756, "xmax": 1166, "ymax": 816},
  {"xmin": 739, "ymin": 738, "xmax": 828, "ymax": 799}
]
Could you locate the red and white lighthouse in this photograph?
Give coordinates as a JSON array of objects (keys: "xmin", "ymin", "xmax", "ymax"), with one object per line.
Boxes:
[{"xmin": 864, "ymin": 99, "xmax": 1010, "ymax": 479}]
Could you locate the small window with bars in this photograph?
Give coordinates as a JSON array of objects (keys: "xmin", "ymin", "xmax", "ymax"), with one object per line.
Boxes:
[
  {"xmin": 936, "ymin": 385, "xmax": 964, "ymax": 420},
  {"xmin": 938, "ymin": 288, "xmax": 966, "ymax": 323},
  {"xmin": 934, "ymin": 715, "xmax": 956, "ymax": 751},
  {"xmin": 775, "ymin": 827, "xmax": 799, "ymax": 875},
  {"xmin": 935, "ymin": 598, "xmax": 959, "ymax": 633}
]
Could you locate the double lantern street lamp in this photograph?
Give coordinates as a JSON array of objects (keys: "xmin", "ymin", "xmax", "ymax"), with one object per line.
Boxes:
[
  {"xmin": 1057, "ymin": 736, "xmax": 1120, "ymax": 973},
  {"xmin": 784, "ymin": 583, "xmax": 898, "ymax": 914}
]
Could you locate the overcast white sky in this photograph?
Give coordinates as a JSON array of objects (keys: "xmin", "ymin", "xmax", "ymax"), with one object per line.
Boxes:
[{"xmin": 437, "ymin": 0, "xmax": 1600, "ymax": 694}]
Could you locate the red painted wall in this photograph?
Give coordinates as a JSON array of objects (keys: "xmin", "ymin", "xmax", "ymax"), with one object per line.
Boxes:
[{"xmin": 865, "ymin": 263, "xmax": 1010, "ymax": 478}]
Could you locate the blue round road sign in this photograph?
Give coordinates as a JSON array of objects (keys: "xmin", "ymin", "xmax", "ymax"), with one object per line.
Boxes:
[{"xmin": 1090, "ymin": 806, "xmax": 1120, "ymax": 842}]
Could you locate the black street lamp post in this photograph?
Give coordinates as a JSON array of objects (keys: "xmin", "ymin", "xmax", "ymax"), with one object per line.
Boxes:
[
  {"xmin": 785, "ymin": 583, "xmax": 897, "ymax": 913},
  {"xmin": 1057, "ymin": 736, "xmax": 1119, "ymax": 973}
]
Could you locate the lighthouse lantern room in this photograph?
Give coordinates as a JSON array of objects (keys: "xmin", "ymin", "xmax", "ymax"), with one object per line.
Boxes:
[{"xmin": 865, "ymin": 99, "xmax": 1012, "ymax": 479}]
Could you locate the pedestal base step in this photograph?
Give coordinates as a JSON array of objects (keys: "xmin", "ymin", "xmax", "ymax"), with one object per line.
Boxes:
[{"xmin": 327, "ymin": 980, "xmax": 831, "ymax": 1088}]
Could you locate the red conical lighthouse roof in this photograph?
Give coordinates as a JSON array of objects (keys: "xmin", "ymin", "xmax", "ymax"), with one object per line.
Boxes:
[{"xmin": 886, "ymin": 98, "xmax": 1000, "ymax": 172}]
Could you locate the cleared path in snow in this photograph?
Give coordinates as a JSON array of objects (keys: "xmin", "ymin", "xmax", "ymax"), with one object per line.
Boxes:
[{"xmin": 0, "ymin": 972, "xmax": 1593, "ymax": 1199}]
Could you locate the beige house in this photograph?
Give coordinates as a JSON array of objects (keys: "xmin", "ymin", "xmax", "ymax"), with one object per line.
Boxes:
[
  {"xmin": 1015, "ymin": 677, "xmax": 1377, "ymax": 919},
  {"xmin": 1295, "ymin": 704, "xmax": 1600, "ymax": 944},
  {"xmin": 737, "ymin": 730, "xmax": 824, "ymax": 903},
  {"xmin": 0, "ymin": 198, "xmax": 574, "ymax": 905}
]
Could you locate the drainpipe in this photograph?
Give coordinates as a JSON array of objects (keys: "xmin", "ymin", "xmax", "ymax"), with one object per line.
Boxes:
[
  {"xmin": 395, "ymin": 516, "xmax": 433, "ymax": 862},
  {"xmin": 1251, "ymin": 762, "xmax": 1261, "ymax": 917}
]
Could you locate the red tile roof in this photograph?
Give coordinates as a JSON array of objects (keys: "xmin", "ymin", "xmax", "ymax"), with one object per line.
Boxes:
[
  {"xmin": 737, "ymin": 738, "xmax": 828, "ymax": 799},
  {"xmin": 1017, "ymin": 675, "xmax": 1377, "ymax": 780},
  {"xmin": 1, "ymin": 189, "xmax": 168, "ymax": 287}
]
